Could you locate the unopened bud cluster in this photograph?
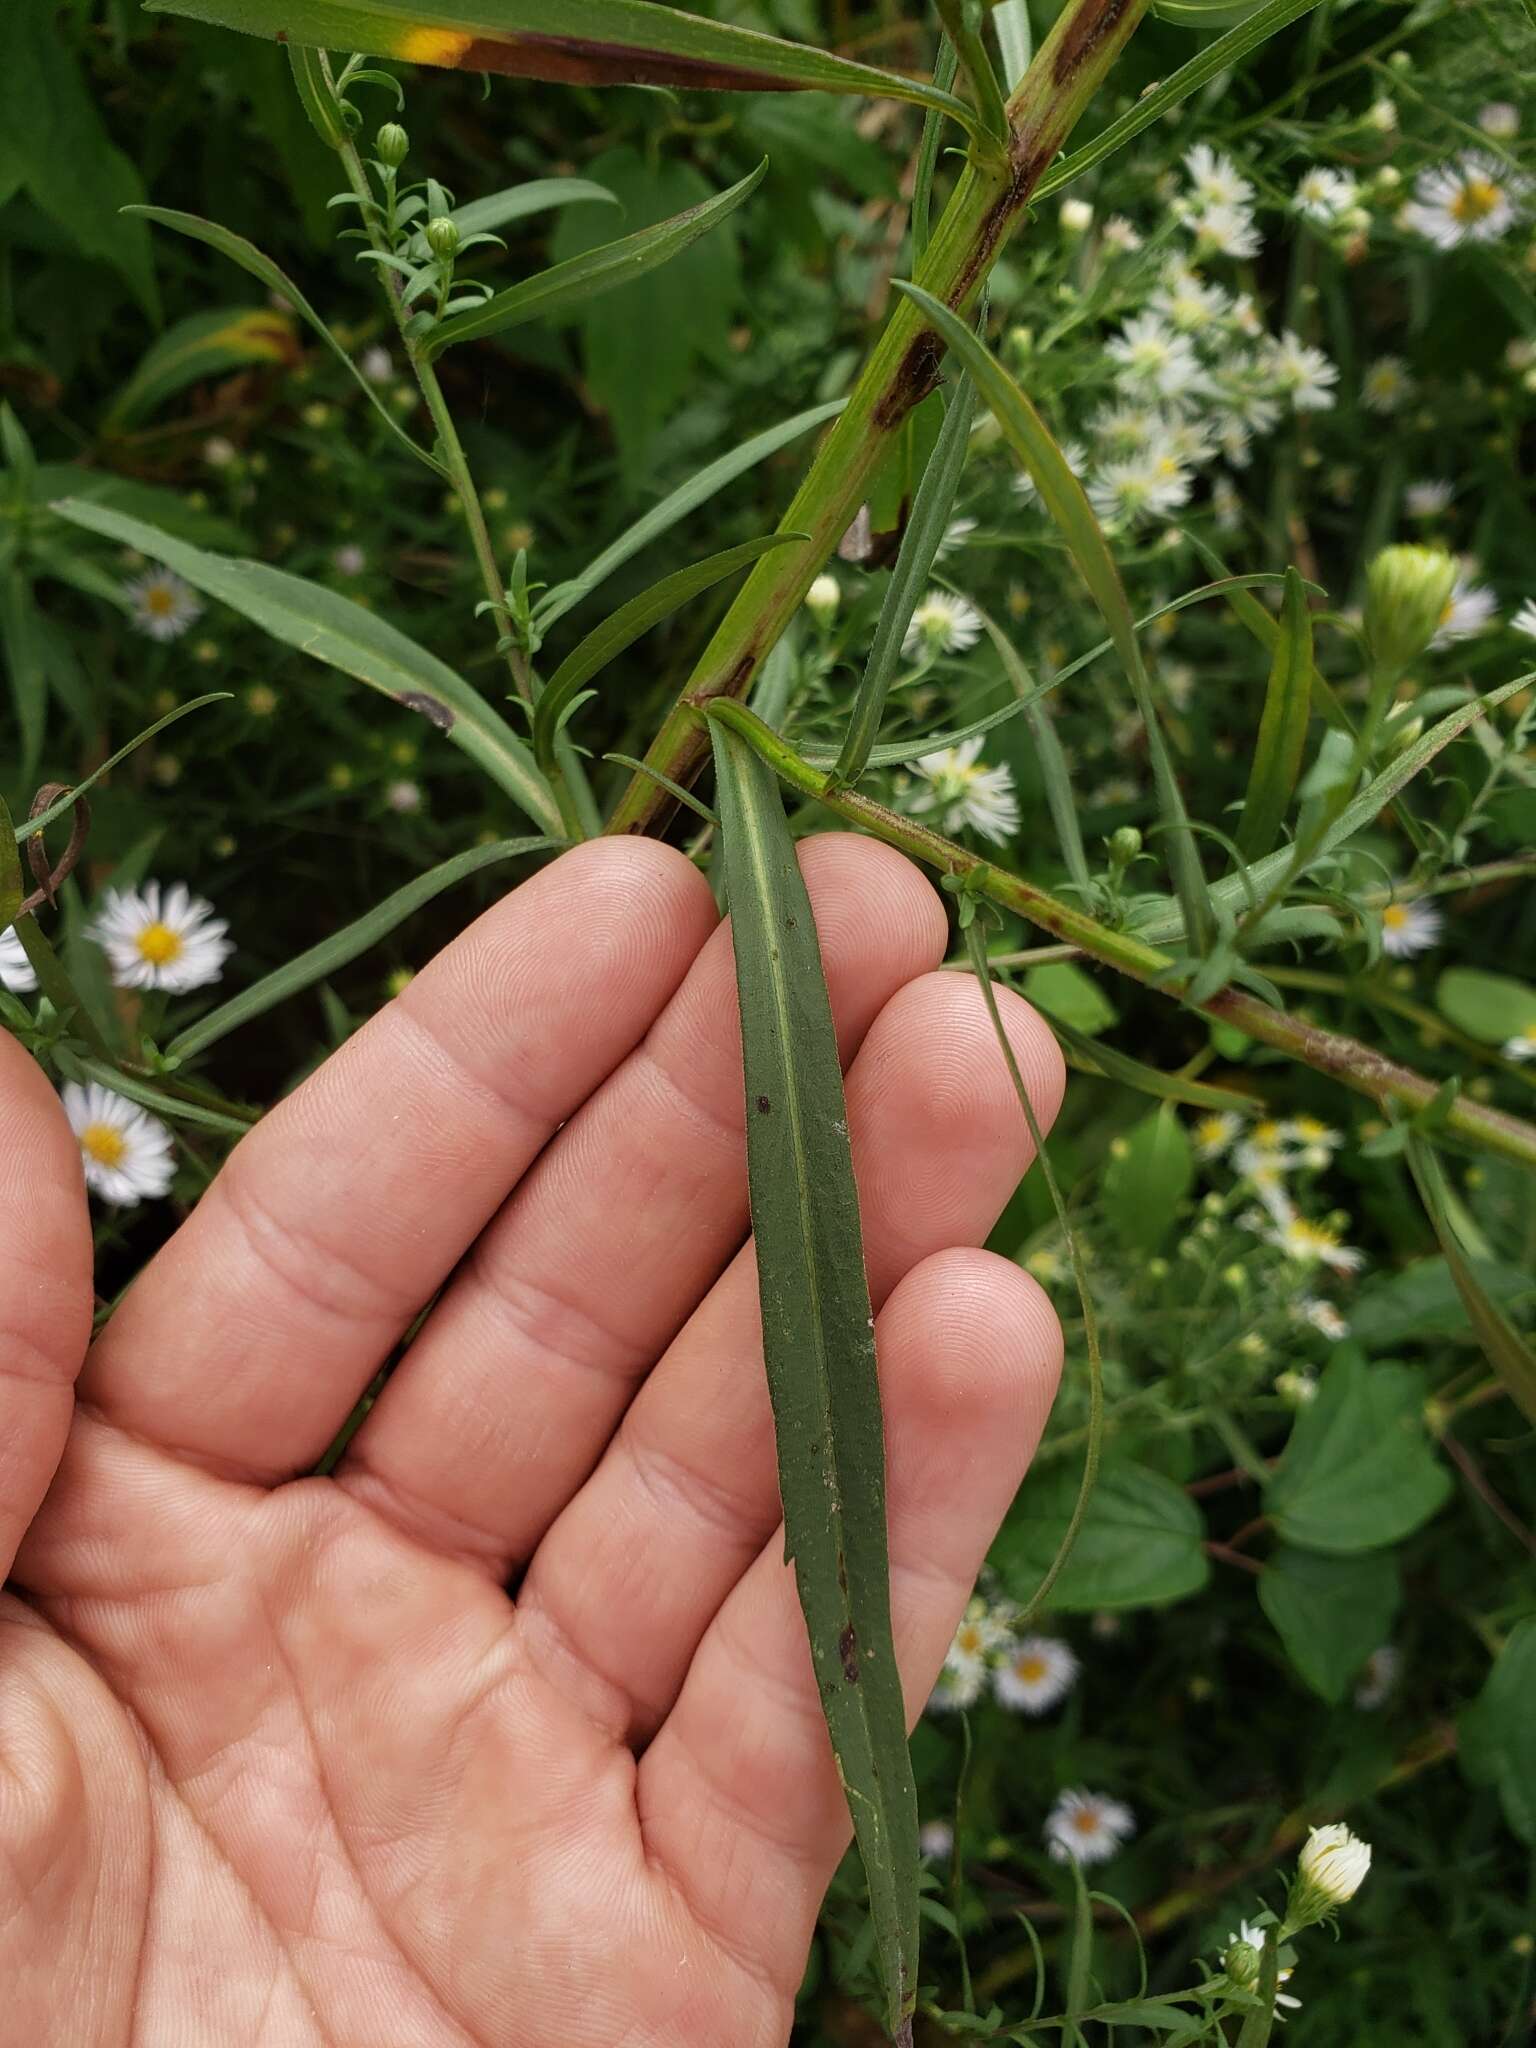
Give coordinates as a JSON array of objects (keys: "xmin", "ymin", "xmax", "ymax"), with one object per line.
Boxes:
[{"xmin": 1363, "ymin": 544, "xmax": 1457, "ymax": 673}]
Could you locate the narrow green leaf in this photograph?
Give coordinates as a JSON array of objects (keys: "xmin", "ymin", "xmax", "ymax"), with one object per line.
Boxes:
[
  {"xmin": 450, "ymin": 178, "xmax": 620, "ymax": 238},
  {"xmin": 910, "ymin": 36, "xmax": 958, "ymax": 265},
  {"xmin": 64, "ymin": 1057, "xmax": 252, "ymax": 1136},
  {"xmin": 832, "ymin": 364, "xmax": 975, "ymax": 788},
  {"xmin": 425, "ymin": 159, "xmax": 767, "ymax": 355},
  {"xmin": 934, "ymin": 0, "xmax": 1009, "ymax": 143},
  {"xmin": 124, "ymin": 205, "xmax": 445, "ymax": 474},
  {"xmin": 0, "ymin": 401, "xmax": 38, "ymax": 505},
  {"xmin": 287, "ymin": 40, "xmax": 350, "ymax": 148},
  {"xmin": 896, "ymin": 282, "xmax": 1215, "ymax": 956},
  {"xmin": 16, "ymin": 696, "xmax": 232, "ymax": 845},
  {"xmin": 991, "ymin": 0, "xmax": 1034, "ymax": 90},
  {"xmin": 534, "ymin": 534, "xmax": 801, "ymax": 774},
  {"xmin": 104, "ymin": 306, "xmax": 297, "ymax": 431},
  {"xmin": 972, "ymin": 600, "xmax": 1090, "ymax": 894},
  {"xmin": 711, "ymin": 720, "xmax": 919, "ymax": 2043},
  {"xmin": 168, "ymin": 837, "xmax": 553, "ymax": 1063},
  {"xmin": 536, "ymin": 400, "xmax": 843, "ymax": 631},
  {"xmin": 1033, "ymin": 0, "xmax": 1326, "ymax": 198},
  {"xmin": 51, "ymin": 499, "xmax": 563, "ymax": 837},
  {"xmin": 143, "ymin": 0, "xmax": 983, "ymax": 139},
  {"xmin": 1236, "ymin": 566, "xmax": 1312, "ymax": 860},
  {"xmin": 1185, "ymin": 532, "xmax": 1350, "ymax": 731},
  {"xmin": 0, "ymin": 793, "xmax": 22, "ymax": 932},
  {"xmin": 1045, "ymin": 1014, "xmax": 1262, "ymax": 1112},
  {"xmin": 0, "ymin": 564, "xmax": 46, "ymax": 779},
  {"xmin": 1405, "ymin": 1136, "xmax": 1536, "ymax": 1425}
]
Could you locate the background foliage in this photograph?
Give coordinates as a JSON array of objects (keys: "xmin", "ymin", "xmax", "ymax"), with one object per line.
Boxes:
[{"xmin": 3, "ymin": 0, "xmax": 1534, "ymax": 2039}]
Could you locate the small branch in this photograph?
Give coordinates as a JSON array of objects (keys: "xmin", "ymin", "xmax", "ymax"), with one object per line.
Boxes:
[
  {"xmin": 1206, "ymin": 1540, "xmax": 1265, "ymax": 1577},
  {"xmin": 1440, "ymin": 1430, "xmax": 1536, "ymax": 1557}
]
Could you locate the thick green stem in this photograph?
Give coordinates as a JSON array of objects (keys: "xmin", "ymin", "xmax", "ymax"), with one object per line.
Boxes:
[
  {"xmin": 703, "ymin": 700, "xmax": 1536, "ymax": 1170},
  {"xmin": 606, "ymin": 0, "xmax": 1151, "ymax": 836},
  {"xmin": 1234, "ymin": 1932, "xmax": 1283, "ymax": 2048}
]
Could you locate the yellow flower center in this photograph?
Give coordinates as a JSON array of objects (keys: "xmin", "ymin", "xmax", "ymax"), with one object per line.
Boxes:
[
  {"xmin": 1382, "ymin": 904, "xmax": 1409, "ymax": 930},
  {"xmin": 135, "ymin": 921, "xmax": 184, "ymax": 967},
  {"xmin": 1072, "ymin": 1809, "xmax": 1103, "ymax": 1836},
  {"xmin": 955, "ymin": 1624, "xmax": 984, "ymax": 1656},
  {"xmin": 1288, "ymin": 1218, "xmax": 1341, "ymax": 1254},
  {"xmin": 1251, "ymin": 1120, "xmax": 1285, "ymax": 1149},
  {"xmin": 1450, "ymin": 176, "xmax": 1501, "ymax": 224},
  {"xmin": 144, "ymin": 583, "xmax": 179, "ymax": 616},
  {"xmin": 1016, "ymin": 1655, "xmax": 1048, "ymax": 1684},
  {"xmin": 80, "ymin": 1122, "xmax": 127, "ymax": 1168}
]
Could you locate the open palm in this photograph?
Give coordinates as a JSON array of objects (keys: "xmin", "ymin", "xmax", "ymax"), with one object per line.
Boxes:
[{"xmin": 2, "ymin": 834, "xmax": 1063, "ymax": 2047}]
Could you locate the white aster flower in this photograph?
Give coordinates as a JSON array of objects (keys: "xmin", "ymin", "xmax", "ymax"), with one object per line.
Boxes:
[
  {"xmin": 930, "ymin": 1600, "xmax": 1013, "ymax": 1712},
  {"xmin": 909, "ymin": 737, "xmax": 1019, "ymax": 843},
  {"xmin": 1295, "ymin": 1822, "xmax": 1372, "ymax": 1908},
  {"xmin": 1267, "ymin": 331, "xmax": 1339, "ymax": 412},
  {"xmin": 1187, "ymin": 201, "xmax": 1263, "ymax": 261},
  {"xmin": 1089, "ymin": 454, "xmax": 1193, "ymax": 529},
  {"xmin": 332, "ymin": 543, "xmax": 367, "ymax": 576},
  {"xmin": 90, "ymin": 881, "xmax": 233, "ymax": 993},
  {"xmin": 126, "ymin": 568, "xmax": 203, "ymax": 642},
  {"xmin": 1293, "ymin": 166, "xmax": 1361, "ymax": 223},
  {"xmin": 1194, "ymin": 1110, "xmax": 1243, "ymax": 1158},
  {"xmin": 1275, "ymin": 1367, "xmax": 1319, "ymax": 1406},
  {"xmin": 1228, "ymin": 1923, "xmax": 1302, "ymax": 2011},
  {"xmin": 919, "ymin": 1820, "xmax": 955, "ymax": 1861},
  {"xmin": 385, "ymin": 779, "xmax": 422, "ymax": 814},
  {"xmin": 1106, "ymin": 313, "xmax": 1207, "ymax": 401},
  {"xmin": 936, "ymin": 516, "xmax": 979, "ymax": 557},
  {"xmin": 1354, "ymin": 1644, "xmax": 1402, "ymax": 1710},
  {"xmin": 1431, "ymin": 568, "xmax": 1499, "ymax": 648},
  {"xmin": 1212, "ymin": 474, "xmax": 1243, "ymax": 530},
  {"xmin": 995, "ymin": 1636, "xmax": 1079, "ymax": 1715},
  {"xmin": 1510, "ymin": 597, "xmax": 1536, "ymax": 639},
  {"xmin": 902, "ymin": 589, "xmax": 983, "ymax": 660},
  {"xmin": 62, "ymin": 1081, "xmax": 175, "ymax": 1208},
  {"xmin": 1264, "ymin": 1213, "xmax": 1365, "ymax": 1273},
  {"xmin": 1090, "ymin": 400, "xmax": 1163, "ymax": 454},
  {"xmin": 1294, "ymin": 1295, "xmax": 1349, "ymax": 1341},
  {"xmin": 1150, "ymin": 266, "xmax": 1230, "ymax": 332},
  {"xmin": 1502, "ymin": 1022, "xmax": 1536, "ymax": 1061},
  {"xmin": 1379, "ymin": 895, "xmax": 1443, "ymax": 957},
  {"xmin": 360, "ymin": 345, "xmax": 394, "ymax": 383},
  {"xmin": 1284, "ymin": 1115, "xmax": 1341, "ymax": 1151},
  {"xmin": 1362, "ymin": 356, "xmax": 1413, "ymax": 414},
  {"xmin": 1478, "ymin": 102, "xmax": 1519, "ymax": 139},
  {"xmin": 1183, "ymin": 143, "xmax": 1254, "ymax": 210},
  {"xmin": 1014, "ymin": 439, "xmax": 1089, "ymax": 504},
  {"xmin": 1045, "ymin": 1788, "xmax": 1136, "ymax": 1866},
  {"xmin": 1406, "ymin": 478, "xmax": 1454, "ymax": 519},
  {"xmin": 1403, "ymin": 151, "xmax": 1525, "ymax": 248},
  {"xmin": 1101, "ymin": 214, "xmax": 1143, "ymax": 252},
  {"xmin": 202, "ymin": 434, "xmax": 237, "ymax": 468},
  {"xmin": 0, "ymin": 925, "xmax": 37, "ymax": 994}
]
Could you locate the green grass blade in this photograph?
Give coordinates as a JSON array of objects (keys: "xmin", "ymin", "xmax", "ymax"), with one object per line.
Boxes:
[
  {"xmin": 832, "ymin": 362, "xmax": 975, "ymax": 788},
  {"xmin": 1032, "ymin": 0, "xmax": 1327, "ymax": 198},
  {"xmin": 50, "ymin": 498, "xmax": 564, "ymax": 838},
  {"xmin": 1406, "ymin": 1135, "xmax": 1536, "ymax": 1426},
  {"xmin": 711, "ymin": 719, "xmax": 919, "ymax": 2045},
  {"xmin": 895, "ymin": 282, "xmax": 1215, "ymax": 957},
  {"xmin": 167, "ymin": 837, "xmax": 553, "ymax": 1063},
  {"xmin": 1235, "ymin": 565, "xmax": 1313, "ymax": 861},
  {"xmin": 534, "ymin": 534, "xmax": 801, "ymax": 775},
  {"xmin": 124, "ymin": 206, "xmax": 446, "ymax": 475},
  {"xmin": 143, "ymin": 0, "xmax": 983, "ymax": 139},
  {"xmin": 426, "ymin": 160, "xmax": 766, "ymax": 355},
  {"xmin": 536, "ymin": 400, "xmax": 844, "ymax": 631}
]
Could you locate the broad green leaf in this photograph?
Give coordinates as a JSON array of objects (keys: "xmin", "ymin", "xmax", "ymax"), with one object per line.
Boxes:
[
  {"xmin": 1406, "ymin": 1136, "xmax": 1536, "ymax": 1425},
  {"xmin": 1033, "ymin": 0, "xmax": 1327, "ymax": 199},
  {"xmin": 1258, "ymin": 1545, "xmax": 1400, "ymax": 1704},
  {"xmin": 0, "ymin": 565, "xmax": 46, "ymax": 779},
  {"xmin": 1266, "ymin": 1350, "xmax": 1451, "ymax": 1554},
  {"xmin": 1351, "ymin": 1256, "xmax": 1535, "ymax": 1350},
  {"xmin": 993, "ymin": 1460, "xmax": 1210, "ymax": 1612},
  {"xmin": 897, "ymin": 282, "xmax": 1215, "ymax": 957},
  {"xmin": 1236, "ymin": 566, "xmax": 1312, "ymax": 860},
  {"xmin": 710, "ymin": 720, "xmax": 919, "ymax": 2042},
  {"xmin": 426, "ymin": 159, "xmax": 767, "ymax": 356},
  {"xmin": 1023, "ymin": 961, "xmax": 1118, "ymax": 1038},
  {"xmin": 833, "ymin": 361, "xmax": 975, "ymax": 787},
  {"xmin": 125, "ymin": 206, "xmax": 445, "ymax": 474},
  {"xmin": 1434, "ymin": 967, "xmax": 1536, "ymax": 1047},
  {"xmin": 536, "ymin": 398, "xmax": 844, "ymax": 630},
  {"xmin": 0, "ymin": 10, "xmax": 159, "ymax": 318},
  {"xmin": 168, "ymin": 837, "xmax": 553, "ymax": 1062},
  {"xmin": 104, "ymin": 308, "xmax": 296, "ymax": 432},
  {"xmin": 143, "ymin": 0, "xmax": 982, "ymax": 139},
  {"xmin": 1103, "ymin": 1107, "xmax": 1193, "ymax": 1252},
  {"xmin": 1459, "ymin": 1618, "xmax": 1536, "ymax": 1845},
  {"xmin": 51, "ymin": 500, "xmax": 563, "ymax": 838},
  {"xmin": 450, "ymin": 178, "xmax": 620, "ymax": 238},
  {"xmin": 533, "ymin": 533, "xmax": 800, "ymax": 773}
]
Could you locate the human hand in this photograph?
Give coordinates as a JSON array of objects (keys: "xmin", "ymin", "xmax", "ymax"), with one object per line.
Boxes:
[{"xmin": 2, "ymin": 834, "xmax": 1063, "ymax": 2047}]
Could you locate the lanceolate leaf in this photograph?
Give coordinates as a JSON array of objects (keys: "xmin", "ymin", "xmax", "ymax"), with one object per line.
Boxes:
[
  {"xmin": 533, "ymin": 533, "xmax": 800, "ymax": 774},
  {"xmin": 710, "ymin": 720, "xmax": 919, "ymax": 2046},
  {"xmin": 104, "ymin": 307, "xmax": 297, "ymax": 430},
  {"xmin": 143, "ymin": 0, "xmax": 982, "ymax": 138},
  {"xmin": 124, "ymin": 206, "xmax": 445, "ymax": 473},
  {"xmin": 1406, "ymin": 1135, "xmax": 1536, "ymax": 1425},
  {"xmin": 425, "ymin": 160, "xmax": 766, "ymax": 355},
  {"xmin": 1236, "ymin": 565, "xmax": 1312, "ymax": 860},
  {"xmin": 449, "ymin": 178, "xmax": 619, "ymax": 238},
  {"xmin": 51, "ymin": 499, "xmax": 563, "ymax": 837},
  {"xmin": 896, "ymin": 282, "xmax": 1216, "ymax": 957}
]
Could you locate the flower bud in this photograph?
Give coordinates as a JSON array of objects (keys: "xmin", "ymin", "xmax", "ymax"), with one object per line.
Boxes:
[
  {"xmin": 1108, "ymin": 825, "xmax": 1142, "ymax": 866},
  {"xmin": 1223, "ymin": 1939, "xmax": 1261, "ymax": 1988},
  {"xmin": 375, "ymin": 122, "xmax": 409, "ymax": 167},
  {"xmin": 1291, "ymin": 1822, "xmax": 1372, "ymax": 1923},
  {"xmin": 805, "ymin": 573, "xmax": 840, "ymax": 627},
  {"xmin": 1363, "ymin": 545, "xmax": 1457, "ymax": 673},
  {"xmin": 1059, "ymin": 198, "xmax": 1094, "ymax": 234},
  {"xmin": 425, "ymin": 215, "xmax": 461, "ymax": 260}
]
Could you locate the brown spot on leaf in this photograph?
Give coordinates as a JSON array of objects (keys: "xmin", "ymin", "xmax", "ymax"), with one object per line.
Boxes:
[
  {"xmin": 756, "ymin": 1094, "xmax": 772, "ymax": 1114},
  {"xmin": 396, "ymin": 690, "xmax": 455, "ymax": 732},
  {"xmin": 839, "ymin": 1623, "xmax": 860, "ymax": 1683},
  {"xmin": 872, "ymin": 329, "xmax": 945, "ymax": 432}
]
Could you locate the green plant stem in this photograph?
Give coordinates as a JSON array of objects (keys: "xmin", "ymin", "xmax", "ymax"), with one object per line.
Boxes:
[
  {"xmin": 701, "ymin": 700, "xmax": 1536, "ymax": 1168},
  {"xmin": 605, "ymin": 0, "xmax": 1151, "ymax": 836}
]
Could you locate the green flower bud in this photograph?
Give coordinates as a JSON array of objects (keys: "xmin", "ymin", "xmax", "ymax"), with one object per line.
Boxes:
[
  {"xmin": 375, "ymin": 122, "xmax": 409, "ymax": 168},
  {"xmin": 1108, "ymin": 825, "xmax": 1142, "ymax": 866},
  {"xmin": 425, "ymin": 215, "xmax": 461, "ymax": 260},
  {"xmin": 1363, "ymin": 544, "xmax": 1458, "ymax": 673},
  {"xmin": 1224, "ymin": 1940, "xmax": 1261, "ymax": 1989}
]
